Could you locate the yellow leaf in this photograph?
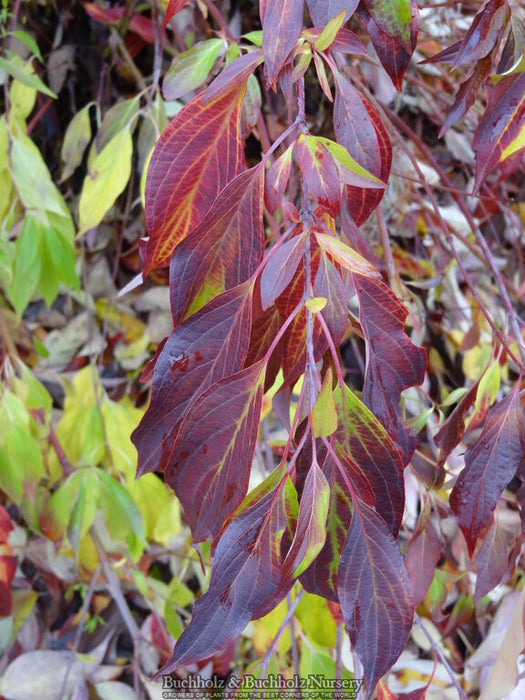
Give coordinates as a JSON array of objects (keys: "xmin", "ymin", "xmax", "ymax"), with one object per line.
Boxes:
[{"xmin": 305, "ymin": 296, "xmax": 327, "ymax": 313}]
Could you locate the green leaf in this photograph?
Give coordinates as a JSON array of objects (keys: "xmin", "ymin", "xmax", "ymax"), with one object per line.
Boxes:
[
  {"xmin": 95, "ymin": 97, "xmax": 139, "ymax": 153},
  {"xmin": 7, "ymin": 216, "xmax": 42, "ymax": 316},
  {"xmin": 79, "ymin": 127, "xmax": 133, "ymax": 233},
  {"xmin": 162, "ymin": 38, "xmax": 225, "ymax": 100},
  {"xmin": 311, "ymin": 367, "xmax": 338, "ymax": 438},
  {"xmin": 0, "ymin": 55, "xmax": 56, "ymax": 98},
  {"xmin": 315, "ymin": 9, "xmax": 347, "ymax": 51},
  {"xmin": 10, "ymin": 31, "xmax": 43, "ymax": 61},
  {"xmin": 0, "ymin": 444, "xmax": 23, "ymax": 504},
  {"xmin": 61, "ymin": 104, "xmax": 93, "ymax": 180},
  {"xmin": 242, "ymin": 31, "xmax": 263, "ymax": 47},
  {"xmin": 97, "ymin": 470, "xmax": 145, "ymax": 548},
  {"xmin": 313, "ymin": 136, "xmax": 386, "ymax": 186},
  {"xmin": 10, "ymin": 133, "xmax": 73, "ymax": 219},
  {"xmin": 68, "ymin": 469, "xmax": 100, "ymax": 554}
]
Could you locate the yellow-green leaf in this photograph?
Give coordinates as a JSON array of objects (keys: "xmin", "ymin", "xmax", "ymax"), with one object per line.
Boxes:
[
  {"xmin": 79, "ymin": 128, "xmax": 133, "ymax": 233},
  {"xmin": 311, "ymin": 367, "xmax": 338, "ymax": 438},
  {"xmin": 315, "ymin": 9, "xmax": 347, "ymax": 51}
]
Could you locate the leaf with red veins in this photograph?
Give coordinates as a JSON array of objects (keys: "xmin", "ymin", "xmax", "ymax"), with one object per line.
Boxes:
[
  {"xmin": 132, "ymin": 283, "xmax": 253, "ymax": 477},
  {"xmin": 296, "ymin": 135, "xmax": 342, "ymax": 215},
  {"xmin": 358, "ymin": 0, "xmax": 419, "ymax": 91},
  {"xmin": 353, "ymin": 274, "xmax": 426, "ymax": 464},
  {"xmin": 162, "ymin": 0, "xmax": 191, "ymax": 28},
  {"xmin": 306, "ymin": 0, "xmax": 359, "ymax": 26},
  {"xmin": 158, "ymin": 471, "xmax": 290, "ymax": 673},
  {"xmin": 452, "ymin": 0, "xmax": 510, "ymax": 70},
  {"xmin": 337, "ymin": 498, "xmax": 414, "ymax": 699},
  {"xmin": 262, "ymin": 0, "xmax": 304, "ymax": 88},
  {"xmin": 165, "ymin": 361, "xmax": 267, "ymax": 542},
  {"xmin": 333, "ymin": 72, "xmax": 392, "ymax": 224},
  {"xmin": 450, "ymin": 388, "xmax": 525, "ymax": 557},
  {"xmin": 473, "ymin": 71, "xmax": 525, "ymax": 193},
  {"xmin": 204, "ymin": 50, "xmax": 264, "ymax": 102},
  {"xmin": 143, "ymin": 85, "xmax": 246, "ymax": 274},
  {"xmin": 260, "ymin": 233, "xmax": 306, "ymax": 310},
  {"xmin": 406, "ymin": 517, "xmax": 442, "ymax": 605},
  {"xmin": 169, "ymin": 165, "xmax": 264, "ymax": 325},
  {"xmin": 440, "ymin": 56, "xmax": 492, "ymax": 136}
]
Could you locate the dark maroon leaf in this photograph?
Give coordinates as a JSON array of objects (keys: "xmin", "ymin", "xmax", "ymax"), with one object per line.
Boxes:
[
  {"xmin": 337, "ymin": 498, "xmax": 414, "ymax": 698},
  {"xmin": 300, "ymin": 442, "xmax": 366, "ymax": 601},
  {"xmin": 204, "ymin": 50, "xmax": 264, "ymax": 102},
  {"xmin": 440, "ymin": 56, "xmax": 492, "ymax": 136},
  {"xmin": 474, "ymin": 515, "xmax": 521, "ymax": 602},
  {"xmin": 165, "ymin": 361, "xmax": 267, "ymax": 542},
  {"xmin": 262, "ymin": 0, "xmax": 304, "ymax": 88},
  {"xmin": 406, "ymin": 517, "xmax": 441, "ymax": 605},
  {"xmin": 419, "ymin": 40, "xmax": 461, "ymax": 65},
  {"xmin": 450, "ymin": 388, "xmax": 525, "ymax": 556},
  {"xmin": 358, "ymin": 1, "xmax": 419, "ymax": 91},
  {"xmin": 434, "ymin": 380, "xmax": 479, "ymax": 465},
  {"xmin": 314, "ymin": 252, "xmax": 352, "ymax": 347},
  {"xmin": 337, "ymin": 385, "xmax": 405, "ymax": 535},
  {"xmin": 340, "ymin": 200, "xmax": 380, "ymax": 262},
  {"xmin": 260, "ymin": 233, "xmax": 306, "ymax": 310},
  {"xmin": 353, "ymin": 274, "xmax": 426, "ymax": 464},
  {"xmin": 158, "ymin": 472, "xmax": 290, "ymax": 673},
  {"xmin": 497, "ymin": 15, "xmax": 525, "ymax": 74},
  {"xmin": 169, "ymin": 166, "xmax": 264, "ymax": 324},
  {"xmin": 473, "ymin": 70, "xmax": 525, "ymax": 193},
  {"xmin": 333, "ymin": 72, "xmax": 392, "ymax": 224},
  {"xmin": 327, "ymin": 27, "xmax": 367, "ymax": 55},
  {"xmin": 306, "ymin": 0, "xmax": 359, "ymax": 26},
  {"xmin": 452, "ymin": 0, "xmax": 510, "ymax": 70},
  {"xmin": 132, "ymin": 283, "xmax": 253, "ymax": 477}
]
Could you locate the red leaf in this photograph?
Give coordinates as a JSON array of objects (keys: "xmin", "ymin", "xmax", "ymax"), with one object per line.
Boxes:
[
  {"xmin": 296, "ymin": 134, "xmax": 342, "ymax": 215},
  {"xmin": 358, "ymin": 1, "xmax": 419, "ymax": 91},
  {"xmin": 260, "ymin": 233, "xmax": 306, "ymax": 310},
  {"xmin": 165, "ymin": 361, "xmax": 267, "ymax": 542},
  {"xmin": 439, "ymin": 56, "xmax": 492, "ymax": 136},
  {"xmin": 273, "ymin": 236, "xmax": 326, "ymax": 386},
  {"xmin": 337, "ymin": 499, "xmax": 414, "ymax": 698},
  {"xmin": 143, "ymin": 85, "xmax": 246, "ymax": 274},
  {"xmin": 406, "ymin": 517, "xmax": 441, "ymax": 605},
  {"xmin": 168, "ymin": 165, "xmax": 264, "ymax": 324},
  {"xmin": 354, "ymin": 274, "xmax": 426, "ymax": 463},
  {"xmin": 158, "ymin": 474, "xmax": 290, "ymax": 673},
  {"xmin": 333, "ymin": 72, "xmax": 392, "ymax": 224},
  {"xmin": 132, "ymin": 283, "xmax": 253, "ymax": 477},
  {"xmin": 362, "ymin": 0, "xmax": 413, "ymax": 52},
  {"xmin": 204, "ymin": 50, "xmax": 264, "ymax": 102},
  {"xmin": 265, "ymin": 144, "xmax": 294, "ymax": 213},
  {"xmin": 452, "ymin": 0, "xmax": 510, "ymax": 70},
  {"xmin": 0, "ymin": 505, "xmax": 13, "ymax": 541},
  {"xmin": 83, "ymin": 3, "xmax": 156, "ymax": 43},
  {"xmin": 262, "ymin": 0, "xmax": 304, "ymax": 88},
  {"xmin": 474, "ymin": 515, "xmax": 521, "ymax": 602},
  {"xmin": 306, "ymin": 0, "xmax": 359, "ymax": 26},
  {"xmin": 473, "ymin": 71, "xmax": 525, "ymax": 193},
  {"xmin": 450, "ymin": 388, "xmax": 525, "ymax": 556},
  {"xmin": 163, "ymin": 0, "xmax": 191, "ymax": 28}
]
